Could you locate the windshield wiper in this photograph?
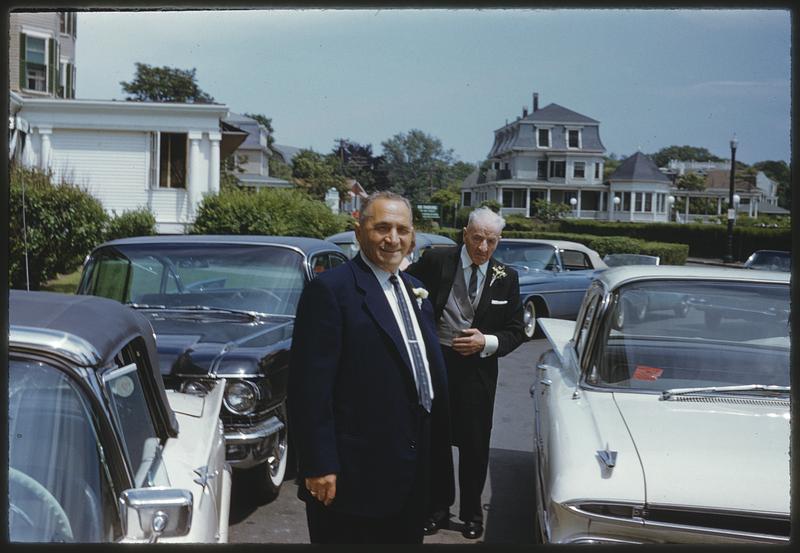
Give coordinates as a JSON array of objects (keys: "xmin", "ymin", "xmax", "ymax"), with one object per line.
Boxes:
[
  {"xmin": 164, "ymin": 305, "xmax": 265, "ymax": 320},
  {"xmin": 661, "ymin": 384, "xmax": 790, "ymax": 400},
  {"xmin": 126, "ymin": 302, "xmax": 167, "ymax": 309}
]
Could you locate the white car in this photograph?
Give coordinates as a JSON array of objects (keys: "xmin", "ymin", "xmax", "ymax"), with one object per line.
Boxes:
[
  {"xmin": 8, "ymin": 291, "xmax": 232, "ymax": 543},
  {"xmin": 532, "ymin": 266, "xmax": 789, "ymax": 544}
]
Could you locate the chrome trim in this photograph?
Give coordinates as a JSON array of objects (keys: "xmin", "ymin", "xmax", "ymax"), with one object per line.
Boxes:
[
  {"xmin": 222, "ymin": 379, "xmax": 261, "ymax": 415},
  {"xmin": 596, "ymin": 447, "xmax": 617, "ymax": 468},
  {"xmin": 171, "ymin": 372, "xmax": 265, "ymax": 379},
  {"xmin": 9, "ymin": 325, "xmax": 102, "ymax": 366},
  {"xmin": 568, "ymin": 535, "xmax": 644, "ymax": 544},
  {"xmin": 224, "ymin": 415, "xmax": 284, "ymax": 444}
]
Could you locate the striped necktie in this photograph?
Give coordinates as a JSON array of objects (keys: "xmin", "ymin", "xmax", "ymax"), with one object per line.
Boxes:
[
  {"xmin": 389, "ymin": 275, "xmax": 432, "ymax": 412},
  {"xmin": 468, "ymin": 263, "xmax": 479, "ymax": 302}
]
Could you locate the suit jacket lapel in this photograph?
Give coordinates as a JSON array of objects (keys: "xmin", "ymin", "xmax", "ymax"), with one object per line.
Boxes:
[
  {"xmin": 472, "ymin": 257, "xmax": 495, "ymax": 325},
  {"xmin": 351, "ymin": 255, "xmax": 414, "ymax": 372}
]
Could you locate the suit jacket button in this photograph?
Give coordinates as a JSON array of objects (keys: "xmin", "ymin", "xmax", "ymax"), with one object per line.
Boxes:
[{"xmin": 410, "ymin": 441, "xmax": 417, "ymax": 450}]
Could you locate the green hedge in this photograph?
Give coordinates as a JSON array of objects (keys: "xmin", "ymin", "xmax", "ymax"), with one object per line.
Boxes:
[
  {"xmin": 9, "ymin": 165, "xmax": 108, "ymax": 290},
  {"xmin": 191, "ymin": 187, "xmax": 349, "ymax": 238},
  {"xmin": 558, "ymin": 220, "xmax": 790, "ymax": 262},
  {"xmin": 106, "ymin": 208, "xmax": 157, "ymax": 241},
  {"xmin": 434, "ymin": 228, "xmax": 689, "ymax": 265}
]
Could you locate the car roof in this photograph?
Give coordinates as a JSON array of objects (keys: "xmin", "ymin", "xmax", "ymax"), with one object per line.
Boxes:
[
  {"xmin": 9, "ymin": 290, "xmax": 180, "ymax": 435},
  {"xmin": 500, "ymin": 238, "xmax": 607, "ymax": 268},
  {"xmin": 98, "ymin": 234, "xmax": 339, "ymax": 255},
  {"xmin": 750, "ymin": 250, "xmax": 790, "ymax": 256},
  {"xmin": 597, "ymin": 265, "xmax": 790, "ymax": 290}
]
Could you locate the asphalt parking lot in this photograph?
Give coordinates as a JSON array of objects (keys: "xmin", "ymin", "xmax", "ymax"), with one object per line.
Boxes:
[{"xmin": 229, "ymin": 338, "xmax": 550, "ymax": 544}]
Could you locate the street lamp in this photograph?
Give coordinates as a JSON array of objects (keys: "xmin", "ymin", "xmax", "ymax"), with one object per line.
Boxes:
[
  {"xmin": 723, "ymin": 135, "xmax": 738, "ymax": 262},
  {"xmin": 569, "ymin": 196, "xmax": 577, "ymax": 216}
]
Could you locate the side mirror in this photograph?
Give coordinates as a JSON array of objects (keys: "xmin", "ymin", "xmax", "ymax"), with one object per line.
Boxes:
[{"xmin": 119, "ymin": 487, "xmax": 193, "ymax": 542}]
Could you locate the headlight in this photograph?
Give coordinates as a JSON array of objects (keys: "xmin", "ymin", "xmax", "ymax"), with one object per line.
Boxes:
[
  {"xmin": 180, "ymin": 379, "xmax": 211, "ymax": 396},
  {"xmin": 224, "ymin": 380, "xmax": 259, "ymax": 415}
]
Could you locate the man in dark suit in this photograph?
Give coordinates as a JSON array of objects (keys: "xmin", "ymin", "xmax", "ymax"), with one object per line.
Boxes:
[
  {"xmin": 288, "ymin": 191, "xmax": 454, "ymax": 544},
  {"xmin": 405, "ymin": 206, "xmax": 524, "ymax": 540}
]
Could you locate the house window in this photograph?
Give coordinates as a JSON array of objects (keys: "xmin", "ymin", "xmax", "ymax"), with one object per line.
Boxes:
[
  {"xmin": 463, "ymin": 191, "xmax": 472, "ymax": 207},
  {"xmin": 568, "ymin": 129, "xmax": 581, "ymax": 149},
  {"xmin": 623, "ymin": 192, "xmax": 631, "ymax": 211},
  {"xmin": 493, "ymin": 162, "xmax": 501, "ymax": 170},
  {"xmin": 549, "ymin": 160, "xmax": 566, "ymax": 178},
  {"xmin": 23, "ymin": 36, "xmax": 47, "ymax": 92},
  {"xmin": 594, "ymin": 162, "xmax": 601, "ymax": 179},
  {"xmin": 60, "ymin": 12, "xmax": 77, "ymax": 36},
  {"xmin": 537, "ymin": 128, "xmax": 550, "ymax": 148},
  {"xmin": 537, "ymin": 160, "xmax": 548, "ymax": 180},
  {"xmin": 573, "ymin": 162, "xmax": 586, "ymax": 179},
  {"xmin": 151, "ymin": 132, "xmax": 188, "ymax": 189},
  {"xmin": 502, "ymin": 188, "xmax": 526, "ymax": 208},
  {"xmin": 60, "ymin": 13, "xmax": 67, "ymax": 33},
  {"xmin": 644, "ymin": 193, "xmax": 653, "ymax": 212},
  {"xmin": 634, "ymin": 193, "xmax": 643, "ymax": 212}
]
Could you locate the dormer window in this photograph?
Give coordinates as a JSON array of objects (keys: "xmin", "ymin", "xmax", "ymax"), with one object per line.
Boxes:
[
  {"xmin": 567, "ymin": 129, "xmax": 582, "ymax": 149},
  {"xmin": 537, "ymin": 128, "xmax": 551, "ymax": 148}
]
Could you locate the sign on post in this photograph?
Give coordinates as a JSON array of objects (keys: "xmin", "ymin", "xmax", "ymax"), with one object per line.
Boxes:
[{"xmin": 416, "ymin": 204, "xmax": 441, "ymax": 220}]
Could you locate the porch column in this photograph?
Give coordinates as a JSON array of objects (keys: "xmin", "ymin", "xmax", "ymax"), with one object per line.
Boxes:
[
  {"xmin": 546, "ymin": 188, "xmax": 551, "ymax": 202},
  {"xmin": 187, "ymin": 131, "xmax": 203, "ymax": 215},
  {"xmin": 753, "ymin": 198, "xmax": 759, "ymax": 217},
  {"xmin": 525, "ymin": 188, "xmax": 531, "ymax": 218},
  {"xmin": 38, "ymin": 126, "xmax": 53, "ymax": 170},
  {"xmin": 717, "ymin": 197, "xmax": 722, "ymax": 215},
  {"xmin": 576, "ymin": 190, "xmax": 582, "ymax": 218},
  {"xmin": 684, "ymin": 195, "xmax": 690, "ymax": 221},
  {"xmin": 208, "ymin": 131, "xmax": 221, "ymax": 196},
  {"xmin": 630, "ymin": 192, "xmax": 635, "ymax": 221}
]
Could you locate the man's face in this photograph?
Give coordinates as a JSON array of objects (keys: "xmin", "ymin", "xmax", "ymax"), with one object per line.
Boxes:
[
  {"xmin": 354, "ymin": 199, "xmax": 414, "ymax": 273},
  {"xmin": 463, "ymin": 220, "xmax": 500, "ymax": 266}
]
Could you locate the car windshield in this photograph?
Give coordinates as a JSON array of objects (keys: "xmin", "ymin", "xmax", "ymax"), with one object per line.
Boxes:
[
  {"xmin": 493, "ymin": 242, "xmax": 557, "ymax": 270},
  {"xmin": 8, "ymin": 359, "xmax": 118, "ymax": 542},
  {"xmin": 746, "ymin": 252, "xmax": 790, "ymax": 272},
  {"xmin": 592, "ymin": 280, "xmax": 789, "ymax": 392},
  {"xmin": 81, "ymin": 243, "xmax": 307, "ymax": 316}
]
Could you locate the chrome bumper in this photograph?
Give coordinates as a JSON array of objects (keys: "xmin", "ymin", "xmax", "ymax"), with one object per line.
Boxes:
[{"xmin": 224, "ymin": 416, "xmax": 284, "ymax": 469}]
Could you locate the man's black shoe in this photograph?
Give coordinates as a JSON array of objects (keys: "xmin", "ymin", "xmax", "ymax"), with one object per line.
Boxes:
[
  {"xmin": 462, "ymin": 521, "xmax": 483, "ymax": 540},
  {"xmin": 423, "ymin": 515, "xmax": 449, "ymax": 535}
]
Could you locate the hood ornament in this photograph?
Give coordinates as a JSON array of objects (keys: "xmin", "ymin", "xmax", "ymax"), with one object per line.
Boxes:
[{"xmin": 597, "ymin": 445, "xmax": 618, "ymax": 469}]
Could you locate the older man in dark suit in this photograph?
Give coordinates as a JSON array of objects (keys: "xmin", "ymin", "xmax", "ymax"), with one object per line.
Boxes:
[
  {"xmin": 405, "ymin": 206, "xmax": 524, "ymax": 540},
  {"xmin": 288, "ymin": 191, "xmax": 454, "ymax": 544}
]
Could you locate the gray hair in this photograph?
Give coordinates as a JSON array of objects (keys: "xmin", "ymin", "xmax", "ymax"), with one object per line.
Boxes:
[
  {"xmin": 467, "ymin": 206, "xmax": 505, "ymax": 232},
  {"xmin": 359, "ymin": 191, "xmax": 412, "ymax": 225}
]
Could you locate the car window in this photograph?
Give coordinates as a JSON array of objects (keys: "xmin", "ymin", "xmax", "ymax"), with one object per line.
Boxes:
[
  {"xmin": 310, "ymin": 253, "xmax": 331, "ymax": 275},
  {"xmin": 8, "ymin": 359, "xmax": 119, "ymax": 542},
  {"xmin": 560, "ymin": 249, "xmax": 592, "ymax": 270},
  {"xmin": 103, "ymin": 345, "xmax": 166, "ymax": 488},
  {"xmin": 593, "ymin": 280, "xmax": 789, "ymax": 392},
  {"xmin": 574, "ymin": 289, "xmax": 602, "ymax": 360},
  {"xmin": 83, "ymin": 244, "xmax": 307, "ymax": 316},
  {"xmin": 494, "ymin": 242, "xmax": 557, "ymax": 271},
  {"xmin": 329, "ymin": 253, "xmax": 347, "ymax": 268}
]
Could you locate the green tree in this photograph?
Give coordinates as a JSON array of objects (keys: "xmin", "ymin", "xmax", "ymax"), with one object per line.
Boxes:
[
  {"xmin": 603, "ymin": 155, "xmax": 622, "ymax": 179},
  {"xmin": 380, "ymin": 129, "xmax": 455, "ymax": 203},
  {"xmin": 676, "ymin": 172, "xmax": 706, "ymax": 191},
  {"xmin": 291, "ymin": 149, "xmax": 349, "ymax": 200},
  {"xmin": 120, "ymin": 62, "xmax": 215, "ymax": 103},
  {"xmin": 331, "ymin": 139, "xmax": 388, "ymax": 191},
  {"xmin": 753, "ymin": 160, "xmax": 791, "ymax": 209},
  {"xmin": 430, "ymin": 183, "xmax": 461, "ymax": 228},
  {"xmin": 530, "ymin": 199, "xmax": 570, "ymax": 222},
  {"xmin": 650, "ymin": 145, "xmax": 723, "ymax": 168}
]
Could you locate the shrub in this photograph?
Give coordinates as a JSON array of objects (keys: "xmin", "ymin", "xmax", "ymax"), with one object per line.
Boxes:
[
  {"xmin": 106, "ymin": 208, "xmax": 157, "ymax": 241},
  {"xmin": 9, "ymin": 164, "xmax": 108, "ymax": 290},
  {"xmin": 191, "ymin": 187, "xmax": 348, "ymax": 238}
]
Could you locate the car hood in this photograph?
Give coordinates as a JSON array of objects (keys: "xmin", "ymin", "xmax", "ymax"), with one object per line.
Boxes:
[
  {"xmin": 614, "ymin": 393, "xmax": 790, "ymax": 514},
  {"xmin": 144, "ymin": 311, "xmax": 293, "ymax": 377}
]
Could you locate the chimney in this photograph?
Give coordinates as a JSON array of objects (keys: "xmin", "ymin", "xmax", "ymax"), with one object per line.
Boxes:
[
  {"xmin": 522, "ymin": 106, "xmax": 528, "ymax": 117},
  {"xmin": 533, "ymin": 92, "xmax": 539, "ymax": 112}
]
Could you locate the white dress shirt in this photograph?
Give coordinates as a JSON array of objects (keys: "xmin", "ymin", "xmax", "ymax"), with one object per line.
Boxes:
[
  {"xmin": 360, "ymin": 253, "xmax": 434, "ymax": 400},
  {"xmin": 459, "ymin": 246, "xmax": 499, "ymax": 358}
]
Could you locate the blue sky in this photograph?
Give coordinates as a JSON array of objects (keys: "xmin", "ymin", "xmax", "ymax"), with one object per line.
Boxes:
[{"xmin": 75, "ymin": 9, "xmax": 791, "ymax": 166}]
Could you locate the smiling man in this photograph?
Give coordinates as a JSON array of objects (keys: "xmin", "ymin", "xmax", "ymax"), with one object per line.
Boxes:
[
  {"xmin": 288, "ymin": 191, "xmax": 454, "ymax": 543},
  {"xmin": 406, "ymin": 206, "xmax": 524, "ymax": 540}
]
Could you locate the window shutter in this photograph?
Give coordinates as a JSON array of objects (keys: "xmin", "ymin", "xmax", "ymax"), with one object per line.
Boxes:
[
  {"xmin": 19, "ymin": 33, "xmax": 26, "ymax": 88},
  {"xmin": 48, "ymin": 38, "xmax": 56, "ymax": 94},
  {"xmin": 65, "ymin": 62, "xmax": 72, "ymax": 99},
  {"xmin": 72, "ymin": 13, "xmax": 77, "ymax": 37},
  {"xmin": 70, "ymin": 64, "xmax": 76, "ymax": 99}
]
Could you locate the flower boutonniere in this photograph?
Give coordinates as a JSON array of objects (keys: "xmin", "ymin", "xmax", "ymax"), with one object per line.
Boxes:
[
  {"xmin": 412, "ymin": 287, "xmax": 429, "ymax": 309},
  {"xmin": 489, "ymin": 264, "xmax": 507, "ymax": 287}
]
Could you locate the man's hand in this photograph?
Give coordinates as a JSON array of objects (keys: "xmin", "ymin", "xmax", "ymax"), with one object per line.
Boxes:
[
  {"xmin": 452, "ymin": 328, "xmax": 486, "ymax": 356},
  {"xmin": 305, "ymin": 474, "xmax": 337, "ymax": 506}
]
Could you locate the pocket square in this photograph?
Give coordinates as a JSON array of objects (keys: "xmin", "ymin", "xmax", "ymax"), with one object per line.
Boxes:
[{"xmin": 491, "ymin": 299, "xmax": 508, "ymax": 305}]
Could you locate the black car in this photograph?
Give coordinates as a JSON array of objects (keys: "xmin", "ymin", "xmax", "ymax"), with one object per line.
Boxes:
[
  {"xmin": 8, "ymin": 291, "xmax": 231, "ymax": 543},
  {"xmin": 77, "ymin": 235, "xmax": 348, "ymax": 500},
  {"xmin": 743, "ymin": 250, "xmax": 790, "ymax": 272}
]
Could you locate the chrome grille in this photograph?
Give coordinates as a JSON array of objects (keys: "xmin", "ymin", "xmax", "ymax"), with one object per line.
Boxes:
[{"xmin": 671, "ymin": 396, "xmax": 789, "ymax": 408}]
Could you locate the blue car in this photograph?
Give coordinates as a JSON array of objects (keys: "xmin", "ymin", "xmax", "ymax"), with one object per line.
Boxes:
[{"xmin": 493, "ymin": 239, "xmax": 607, "ymax": 339}]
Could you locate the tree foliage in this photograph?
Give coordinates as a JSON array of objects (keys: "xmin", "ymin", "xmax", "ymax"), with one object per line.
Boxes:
[
  {"xmin": 753, "ymin": 160, "xmax": 791, "ymax": 209},
  {"xmin": 120, "ymin": 62, "xmax": 215, "ymax": 103},
  {"xmin": 192, "ymin": 187, "xmax": 348, "ymax": 238},
  {"xmin": 530, "ymin": 199, "xmax": 570, "ymax": 222},
  {"xmin": 650, "ymin": 145, "xmax": 723, "ymax": 168},
  {"xmin": 331, "ymin": 139, "xmax": 388, "ymax": 191},
  {"xmin": 291, "ymin": 149, "xmax": 349, "ymax": 200},
  {"xmin": 676, "ymin": 172, "xmax": 707, "ymax": 191},
  {"xmin": 381, "ymin": 129, "xmax": 455, "ymax": 203},
  {"xmin": 9, "ymin": 164, "xmax": 108, "ymax": 290},
  {"xmin": 106, "ymin": 208, "xmax": 157, "ymax": 241}
]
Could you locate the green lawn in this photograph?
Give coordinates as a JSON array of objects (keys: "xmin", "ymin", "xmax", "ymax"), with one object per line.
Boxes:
[{"xmin": 42, "ymin": 269, "xmax": 82, "ymax": 294}]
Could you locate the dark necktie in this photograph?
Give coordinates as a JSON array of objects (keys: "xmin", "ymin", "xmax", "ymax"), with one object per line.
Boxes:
[
  {"xmin": 389, "ymin": 275, "xmax": 432, "ymax": 412},
  {"xmin": 468, "ymin": 263, "xmax": 479, "ymax": 303}
]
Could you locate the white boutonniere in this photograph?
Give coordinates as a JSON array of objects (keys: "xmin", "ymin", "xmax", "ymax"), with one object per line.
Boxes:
[
  {"xmin": 489, "ymin": 265, "xmax": 507, "ymax": 287},
  {"xmin": 412, "ymin": 287, "xmax": 429, "ymax": 309}
]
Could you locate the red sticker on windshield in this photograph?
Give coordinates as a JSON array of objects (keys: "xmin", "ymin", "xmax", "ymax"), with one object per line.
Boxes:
[{"xmin": 633, "ymin": 365, "xmax": 663, "ymax": 381}]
